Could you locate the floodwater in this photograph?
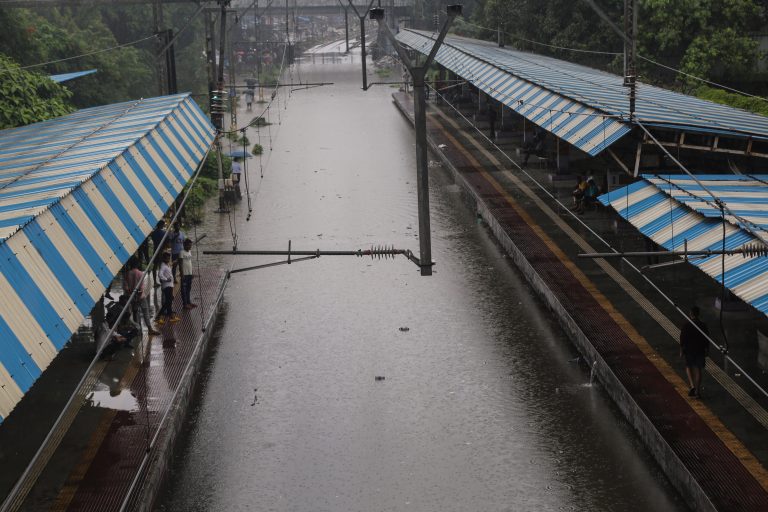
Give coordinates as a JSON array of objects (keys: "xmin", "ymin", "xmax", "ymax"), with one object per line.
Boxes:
[{"xmin": 158, "ymin": 48, "xmax": 687, "ymax": 511}]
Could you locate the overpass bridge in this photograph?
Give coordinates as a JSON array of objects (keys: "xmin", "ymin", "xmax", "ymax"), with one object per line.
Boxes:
[{"xmin": 0, "ymin": 0, "xmax": 413, "ymax": 14}]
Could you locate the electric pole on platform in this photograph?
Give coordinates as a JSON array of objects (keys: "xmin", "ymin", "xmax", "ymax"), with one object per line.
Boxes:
[
  {"xmin": 623, "ymin": 0, "xmax": 637, "ymax": 120},
  {"xmin": 371, "ymin": 5, "xmax": 462, "ymax": 276}
]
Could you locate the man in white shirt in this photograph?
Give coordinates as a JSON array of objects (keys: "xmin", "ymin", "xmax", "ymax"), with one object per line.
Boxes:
[
  {"xmin": 179, "ymin": 239, "xmax": 197, "ymax": 310},
  {"xmin": 156, "ymin": 252, "xmax": 179, "ymax": 325}
]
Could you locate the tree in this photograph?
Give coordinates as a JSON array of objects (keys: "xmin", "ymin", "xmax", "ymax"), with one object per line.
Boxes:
[
  {"xmin": 471, "ymin": 0, "xmax": 765, "ymax": 90},
  {"xmin": 639, "ymin": 0, "xmax": 763, "ymax": 86},
  {"xmin": 0, "ymin": 53, "xmax": 73, "ymax": 129}
]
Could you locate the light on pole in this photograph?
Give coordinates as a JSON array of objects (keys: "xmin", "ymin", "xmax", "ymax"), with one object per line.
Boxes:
[{"xmin": 370, "ymin": 5, "xmax": 462, "ymax": 276}]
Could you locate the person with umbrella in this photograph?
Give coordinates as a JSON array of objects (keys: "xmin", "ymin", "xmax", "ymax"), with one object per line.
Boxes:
[{"xmin": 232, "ymin": 157, "xmax": 242, "ymax": 186}]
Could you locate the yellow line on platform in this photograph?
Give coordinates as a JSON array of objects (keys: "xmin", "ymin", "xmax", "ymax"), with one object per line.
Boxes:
[
  {"xmin": 51, "ymin": 336, "xmax": 153, "ymax": 511},
  {"xmin": 429, "ymin": 110, "xmax": 768, "ymax": 491}
]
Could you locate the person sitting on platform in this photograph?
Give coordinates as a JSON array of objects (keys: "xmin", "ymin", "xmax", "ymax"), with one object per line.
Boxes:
[
  {"xmin": 576, "ymin": 177, "xmax": 600, "ymax": 214},
  {"xmin": 102, "ymin": 295, "xmax": 140, "ymax": 359},
  {"xmin": 521, "ymin": 128, "xmax": 546, "ymax": 166},
  {"xmin": 572, "ymin": 176, "xmax": 587, "ymax": 209}
]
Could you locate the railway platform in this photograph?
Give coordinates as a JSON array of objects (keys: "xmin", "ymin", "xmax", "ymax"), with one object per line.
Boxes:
[
  {"xmin": 0, "ymin": 269, "xmax": 226, "ymax": 512},
  {"xmin": 393, "ymin": 91, "xmax": 768, "ymax": 511}
]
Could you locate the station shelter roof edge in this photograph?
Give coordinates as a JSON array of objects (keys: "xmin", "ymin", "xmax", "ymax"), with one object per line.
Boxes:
[
  {"xmin": 599, "ymin": 174, "xmax": 768, "ymax": 316},
  {"xmin": 0, "ymin": 93, "xmax": 215, "ymax": 423},
  {"xmin": 396, "ymin": 30, "xmax": 768, "ymax": 155}
]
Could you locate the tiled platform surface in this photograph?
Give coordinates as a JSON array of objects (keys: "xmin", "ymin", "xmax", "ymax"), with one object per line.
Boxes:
[{"xmin": 0, "ymin": 268, "xmax": 225, "ymax": 512}]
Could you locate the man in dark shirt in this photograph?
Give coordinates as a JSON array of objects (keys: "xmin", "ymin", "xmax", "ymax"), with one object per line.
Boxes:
[
  {"xmin": 150, "ymin": 220, "xmax": 166, "ymax": 281},
  {"xmin": 680, "ymin": 306, "xmax": 709, "ymax": 398}
]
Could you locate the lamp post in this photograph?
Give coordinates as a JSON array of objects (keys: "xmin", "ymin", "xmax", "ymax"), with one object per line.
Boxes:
[
  {"xmin": 348, "ymin": 0, "xmax": 377, "ymax": 90},
  {"xmin": 370, "ymin": 5, "xmax": 462, "ymax": 276}
]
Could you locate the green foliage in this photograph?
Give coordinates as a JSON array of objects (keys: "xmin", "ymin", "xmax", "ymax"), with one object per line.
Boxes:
[
  {"xmin": 695, "ymin": 86, "xmax": 768, "ymax": 117},
  {"xmin": 0, "ymin": 4, "xmax": 208, "ymax": 108},
  {"xmin": 640, "ymin": 0, "xmax": 762, "ymax": 84},
  {"xmin": 471, "ymin": 0, "xmax": 765, "ymax": 89},
  {"xmin": 0, "ymin": 53, "xmax": 73, "ymax": 128},
  {"xmin": 184, "ymin": 176, "xmax": 218, "ymax": 224},
  {"xmin": 251, "ymin": 143, "xmax": 263, "ymax": 155},
  {"xmin": 201, "ymin": 151, "xmax": 232, "ymax": 180},
  {"xmin": 250, "ymin": 116, "xmax": 271, "ymax": 127}
]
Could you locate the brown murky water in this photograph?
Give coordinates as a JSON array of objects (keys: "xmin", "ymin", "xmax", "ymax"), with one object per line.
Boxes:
[{"xmin": 158, "ymin": 49, "xmax": 687, "ymax": 512}]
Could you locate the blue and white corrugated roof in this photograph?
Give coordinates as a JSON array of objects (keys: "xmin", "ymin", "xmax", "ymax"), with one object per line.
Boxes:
[
  {"xmin": 0, "ymin": 93, "xmax": 215, "ymax": 422},
  {"xmin": 49, "ymin": 69, "xmax": 98, "ymax": 83},
  {"xmin": 397, "ymin": 30, "xmax": 629, "ymax": 156},
  {"xmin": 396, "ymin": 30, "xmax": 768, "ymax": 152},
  {"xmin": 600, "ymin": 175, "xmax": 768, "ymax": 315}
]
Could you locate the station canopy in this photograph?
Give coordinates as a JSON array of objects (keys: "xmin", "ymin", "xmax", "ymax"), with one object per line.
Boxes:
[
  {"xmin": 396, "ymin": 30, "xmax": 768, "ymax": 156},
  {"xmin": 0, "ymin": 93, "xmax": 215, "ymax": 422},
  {"xmin": 600, "ymin": 175, "xmax": 768, "ymax": 315}
]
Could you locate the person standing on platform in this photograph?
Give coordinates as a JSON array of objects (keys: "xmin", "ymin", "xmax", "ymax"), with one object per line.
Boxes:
[
  {"xmin": 123, "ymin": 257, "xmax": 144, "ymax": 324},
  {"xmin": 487, "ymin": 104, "xmax": 497, "ymax": 141},
  {"xmin": 170, "ymin": 222, "xmax": 186, "ymax": 282},
  {"xmin": 179, "ymin": 238, "xmax": 197, "ymax": 310},
  {"xmin": 231, "ymin": 158, "xmax": 242, "ymax": 187},
  {"xmin": 156, "ymin": 252, "xmax": 180, "ymax": 325},
  {"xmin": 150, "ymin": 220, "xmax": 166, "ymax": 281},
  {"xmin": 140, "ymin": 268, "xmax": 161, "ymax": 336},
  {"xmin": 680, "ymin": 306, "xmax": 709, "ymax": 398}
]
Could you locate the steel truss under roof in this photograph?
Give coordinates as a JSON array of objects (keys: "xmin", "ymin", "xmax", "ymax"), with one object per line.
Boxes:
[
  {"xmin": 600, "ymin": 175, "xmax": 768, "ymax": 316},
  {"xmin": 396, "ymin": 30, "xmax": 768, "ymax": 157},
  {"xmin": 0, "ymin": 94, "xmax": 215, "ymax": 422}
]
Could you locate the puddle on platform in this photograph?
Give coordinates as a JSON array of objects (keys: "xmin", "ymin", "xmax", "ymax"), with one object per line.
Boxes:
[{"xmin": 86, "ymin": 383, "xmax": 139, "ymax": 411}]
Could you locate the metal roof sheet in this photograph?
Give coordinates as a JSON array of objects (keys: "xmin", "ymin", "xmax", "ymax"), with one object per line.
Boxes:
[
  {"xmin": 397, "ymin": 30, "xmax": 768, "ymax": 147},
  {"xmin": 599, "ymin": 175, "xmax": 768, "ymax": 316},
  {"xmin": 49, "ymin": 69, "xmax": 98, "ymax": 83},
  {"xmin": 396, "ymin": 30, "xmax": 629, "ymax": 156},
  {"xmin": 0, "ymin": 94, "xmax": 215, "ymax": 422}
]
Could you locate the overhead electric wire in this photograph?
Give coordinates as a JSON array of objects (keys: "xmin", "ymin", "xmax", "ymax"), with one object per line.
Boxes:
[
  {"xmin": 462, "ymin": 20, "xmax": 622, "ymax": 56},
  {"xmin": 637, "ymin": 55, "xmax": 768, "ymax": 103},
  {"xmin": 427, "ymin": 83, "xmax": 768, "ymax": 400},
  {"xmin": 2, "ymin": 140, "xmax": 215, "ymax": 512},
  {"xmin": 1, "ymin": 34, "xmax": 158, "ymax": 74},
  {"xmin": 463, "ymin": 20, "xmax": 767, "ymax": 104},
  {"xmin": 425, "ymin": 29, "xmax": 762, "ymax": 142}
]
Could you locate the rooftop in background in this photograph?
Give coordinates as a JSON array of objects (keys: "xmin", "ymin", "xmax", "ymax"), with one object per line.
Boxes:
[
  {"xmin": 600, "ymin": 175, "xmax": 768, "ymax": 316},
  {"xmin": 49, "ymin": 69, "xmax": 97, "ymax": 84},
  {"xmin": 0, "ymin": 93, "xmax": 215, "ymax": 422},
  {"xmin": 397, "ymin": 30, "xmax": 768, "ymax": 155}
]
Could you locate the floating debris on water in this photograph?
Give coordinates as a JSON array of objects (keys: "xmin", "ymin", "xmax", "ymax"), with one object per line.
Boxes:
[
  {"xmin": 399, "ymin": 327, "xmax": 410, "ymax": 332},
  {"xmin": 375, "ymin": 376, "xmax": 386, "ymax": 381}
]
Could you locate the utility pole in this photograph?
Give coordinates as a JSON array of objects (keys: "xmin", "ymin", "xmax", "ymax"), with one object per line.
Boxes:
[
  {"xmin": 216, "ymin": 0, "xmax": 231, "ymax": 213},
  {"xmin": 163, "ymin": 29, "xmax": 178, "ymax": 94},
  {"xmin": 338, "ymin": 0, "xmax": 349, "ymax": 53},
  {"xmin": 348, "ymin": 0, "xmax": 377, "ymax": 90},
  {"xmin": 371, "ymin": 5, "xmax": 462, "ymax": 276},
  {"xmin": 623, "ymin": 0, "xmax": 637, "ymax": 120},
  {"xmin": 152, "ymin": 0, "xmax": 166, "ymax": 95}
]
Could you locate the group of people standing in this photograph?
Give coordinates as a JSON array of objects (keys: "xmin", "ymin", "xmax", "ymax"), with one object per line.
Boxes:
[
  {"xmin": 149, "ymin": 219, "xmax": 198, "ymax": 326},
  {"xmin": 99, "ymin": 218, "xmax": 198, "ymax": 358}
]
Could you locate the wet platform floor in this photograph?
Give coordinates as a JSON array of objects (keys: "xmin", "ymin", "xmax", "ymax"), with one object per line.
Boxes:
[
  {"xmin": 392, "ymin": 91, "xmax": 768, "ymax": 511},
  {"xmin": 0, "ymin": 268, "xmax": 225, "ymax": 512}
]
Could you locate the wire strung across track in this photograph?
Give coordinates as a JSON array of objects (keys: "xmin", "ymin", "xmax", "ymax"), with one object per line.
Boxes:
[
  {"xmin": 425, "ymin": 83, "xmax": 768, "ymax": 401},
  {"xmin": 462, "ymin": 20, "xmax": 768, "ymax": 104}
]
